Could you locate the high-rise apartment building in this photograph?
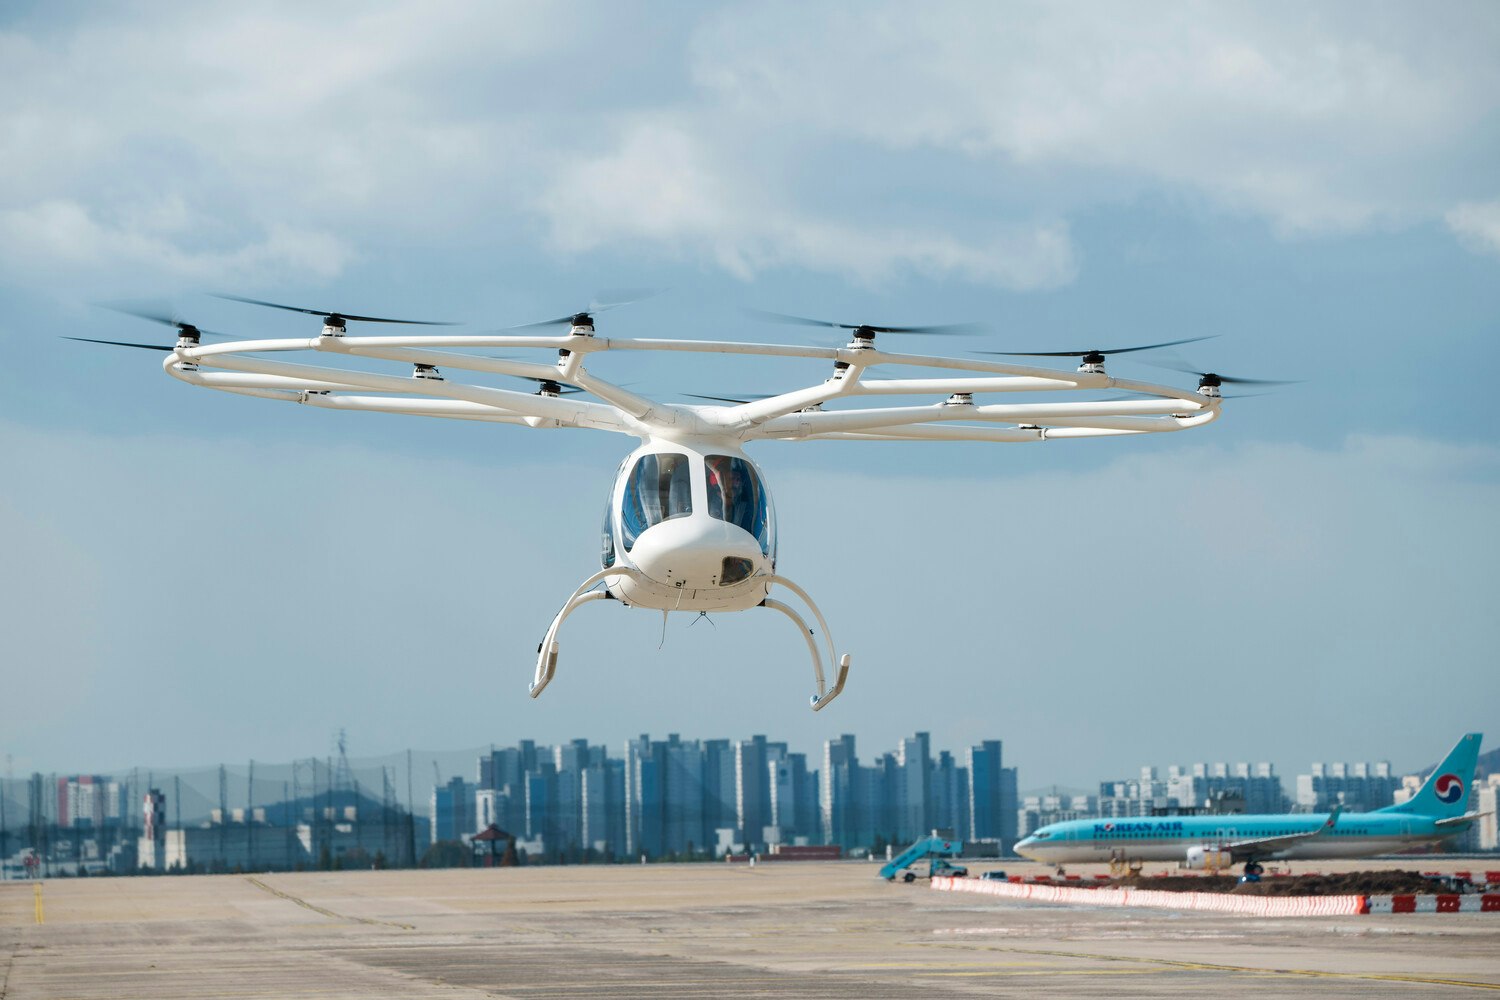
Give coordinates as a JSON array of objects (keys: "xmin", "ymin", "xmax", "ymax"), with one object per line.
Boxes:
[
  {"xmin": 966, "ymin": 741, "xmax": 1019, "ymax": 852},
  {"xmin": 894, "ymin": 733, "xmax": 931, "ymax": 843},
  {"xmin": 430, "ymin": 776, "xmax": 473, "ymax": 843},
  {"xmin": 736, "ymin": 735, "xmax": 789, "ymax": 849},
  {"xmin": 1297, "ymin": 761, "xmax": 1397, "ymax": 812},
  {"xmin": 821, "ymin": 734, "xmax": 861, "ymax": 849}
]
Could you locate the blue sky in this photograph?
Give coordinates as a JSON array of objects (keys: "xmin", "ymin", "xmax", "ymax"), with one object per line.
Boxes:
[{"xmin": 1, "ymin": 2, "xmax": 1496, "ymax": 788}]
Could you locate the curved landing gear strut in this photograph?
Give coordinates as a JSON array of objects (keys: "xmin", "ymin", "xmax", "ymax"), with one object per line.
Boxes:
[
  {"xmin": 761, "ymin": 572, "xmax": 850, "ymax": 711},
  {"xmin": 529, "ymin": 568, "xmax": 851, "ymax": 710},
  {"xmin": 530, "ymin": 566, "xmax": 647, "ymax": 699}
]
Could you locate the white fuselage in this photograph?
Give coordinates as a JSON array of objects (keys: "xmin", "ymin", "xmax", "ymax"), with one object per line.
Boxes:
[{"xmin": 602, "ymin": 437, "xmax": 777, "ymax": 613}]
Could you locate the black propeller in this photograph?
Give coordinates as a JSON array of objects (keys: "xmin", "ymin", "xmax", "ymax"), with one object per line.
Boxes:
[
  {"xmin": 1145, "ymin": 361, "xmax": 1301, "ymax": 396},
  {"xmin": 68, "ymin": 302, "xmax": 232, "ymax": 352},
  {"xmin": 745, "ymin": 308, "xmax": 978, "ymax": 339},
  {"xmin": 1151, "ymin": 362, "xmax": 1298, "ymax": 387},
  {"xmin": 95, "ymin": 302, "xmax": 229, "ymax": 341},
  {"xmin": 512, "ymin": 375, "xmax": 585, "ymax": 396},
  {"xmin": 213, "ymin": 293, "xmax": 456, "ymax": 327},
  {"xmin": 976, "ymin": 335, "xmax": 1216, "ymax": 365},
  {"xmin": 64, "ymin": 337, "xmax": 175, "ymax": 353},
  {"xmin": 509, "ymin": 288, "xmax": 661, "ymax": 330},
  {"xmin": 684, "ymin": 392, "xmax": 776, "ymax": 405}
]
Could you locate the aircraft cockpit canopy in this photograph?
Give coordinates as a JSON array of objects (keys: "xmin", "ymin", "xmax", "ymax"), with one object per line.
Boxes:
[
  {"xmin": 621, "ymin": 452, "xmax": 694, "ymax": 550},
  {"xmin": 705, "ymin": 454, "xmax": 771, "ymax": 556},
  {"xmin": 605, "ymin": 451, "xmax": 775, "ymax": 565}
]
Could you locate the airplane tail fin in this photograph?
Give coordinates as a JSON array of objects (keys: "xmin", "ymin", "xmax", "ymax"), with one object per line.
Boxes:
[{"xmin": 1377, "ymin": 733, "xmax": 1483, "ymax": 818}]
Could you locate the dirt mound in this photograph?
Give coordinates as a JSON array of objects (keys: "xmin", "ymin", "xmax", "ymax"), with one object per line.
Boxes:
[{"xmin": 1100, "ymin": 870, "xmax": 1446, "ymax": 897}]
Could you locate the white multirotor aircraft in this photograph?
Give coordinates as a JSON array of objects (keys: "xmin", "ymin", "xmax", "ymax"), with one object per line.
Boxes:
[{"xmin": 74, "ymin": 296, "xmax": 1274, "ymax": 710}]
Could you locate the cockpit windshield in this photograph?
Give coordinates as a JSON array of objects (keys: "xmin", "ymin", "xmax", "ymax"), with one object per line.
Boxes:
[
  {"xmin": 601, "ymin": 500, "xmax": 616, "ymax": 568},
  {"xmin": 620, "ymin": 452, "xmax": 693, "ymax": 550},
  {"xmin": 706, "ymin": 455, "xmax": 771, "ymax": 555}
]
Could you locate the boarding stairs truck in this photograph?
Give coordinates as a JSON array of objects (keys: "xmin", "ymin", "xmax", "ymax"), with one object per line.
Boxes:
[{"xmin": 880, "ymin": 831, "xmax": 967, "ymax": 882}]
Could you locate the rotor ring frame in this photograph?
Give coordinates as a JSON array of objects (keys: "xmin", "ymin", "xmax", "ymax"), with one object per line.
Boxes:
[{"xmin": 163, "ymin": 331, "xmax": 1222, "ymax": 442}]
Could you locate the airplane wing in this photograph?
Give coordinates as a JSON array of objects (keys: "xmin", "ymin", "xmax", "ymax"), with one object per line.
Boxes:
[
  {"xmin": 1435, "ymin": 811, "xmax": 1488, "ymax": 829},
  {"xmin": 1224, "ymin": 805, "xmax": 1342, "ymax": 862}
]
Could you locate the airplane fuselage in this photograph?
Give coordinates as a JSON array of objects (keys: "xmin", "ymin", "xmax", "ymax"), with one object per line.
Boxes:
[{"xmin": 1016, "ymin": 811, "xmax": 1452, "ymax": 865}]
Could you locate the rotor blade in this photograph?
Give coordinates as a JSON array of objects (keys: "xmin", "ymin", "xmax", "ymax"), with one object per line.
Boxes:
[
  {"xmin": 976, "ymin": 335, "xmax": 1217, "ymax": 357},
  {"xmin": 95, "ymin": 302, "xmax": 232, "ymax": 339},
  {"xmin": 509, "ymin": 289, "xmax": 663, "ymax": 330},
  {"xmin": 1144, "ymin": 360, "xmax": 1300, "ymax": 386},
  {"xmin": 684, "ymin": 393, "xmax": 775, "ymax": 405},
  {"xmin": 96, "ymin": 301, "xmax": 179, "ymax": 327},
  {"xmin": 590, "ymin": 287, "xmax": 662, "ymax": 312},
  {"xmin": 867, "ymin": 321, "xmax": 980, "ymax": 335},
  {"xmin": 744, "ymin": 308, "xmax": 851, "ymax": 330},
  {"xmin": 64, "ymin": 336, "xmax": 174, "ymax": 352},
  {"xmin": 1218, "ymin": 375, "xmax": 1301, "ymax": 386},
  {"xmin": 509, "ymin": 314, "xmax": 580, "ymax": 330},
  {"xmin": 212, "ymin": 293, "xmax": 456, "ymax": 325},
  {"xmin": 744, "ymin": 308, "xmax": 978, "ymax": 335}
]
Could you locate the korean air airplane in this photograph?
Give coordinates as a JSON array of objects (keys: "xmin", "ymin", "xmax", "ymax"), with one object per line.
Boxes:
[{"xmin": 1014, "ymin": 733, "xmax": 1484, "ymax": 872}]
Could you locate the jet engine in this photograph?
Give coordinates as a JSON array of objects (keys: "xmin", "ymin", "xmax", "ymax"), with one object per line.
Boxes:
[{"xmin": 1183, "ymin": 845, "xmax": 1233, "ymax": 871}]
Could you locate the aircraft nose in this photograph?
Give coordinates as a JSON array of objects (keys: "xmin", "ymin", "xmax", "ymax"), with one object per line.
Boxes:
[
  {"xmin": 629, "ymin": 516, "xmax": 762, "ymax": 589},
  {"xmin": 1014, "ymin": 836, "xmax": 1040, "ymax": 861}
]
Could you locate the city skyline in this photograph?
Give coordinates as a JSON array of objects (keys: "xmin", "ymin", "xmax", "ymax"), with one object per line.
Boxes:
[
  {"xmin": 3, "ymin": 727, "xmax": 1481, "ymax": 801},
  {"xmin": 7, "ymin": 726, "xmax": 1494, "ymax": 877},
  {"xmin": 2, "ymin": 728, "xmax": 1488, "ymax": 797},
  {"xmin": 5, "ymin": 729, "xmax": 1484, "ymax": 829}
]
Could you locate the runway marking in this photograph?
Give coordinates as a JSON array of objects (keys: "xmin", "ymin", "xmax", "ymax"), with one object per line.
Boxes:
[
  {"xmin": 244, "ymin": 878, "xmax": 414, "ymax": 930},
  {"xmin": 911, "ymin": 944, "xmax": 1500, "ymax": 991}
]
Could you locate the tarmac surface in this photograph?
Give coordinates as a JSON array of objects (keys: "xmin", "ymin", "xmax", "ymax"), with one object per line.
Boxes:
[{"xmin": 2, "ymin": 859, "xmax": 1498, "ymax": 998}]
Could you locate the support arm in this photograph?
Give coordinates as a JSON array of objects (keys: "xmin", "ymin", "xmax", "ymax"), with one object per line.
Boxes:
[
  {"xmin": 530, "ymin": 566, "xmax": 651, "ymax": 698},
  {"xmin": 761, "ymin": 599, "xmax": 851, "ymax": 712},
  {"xmin": 764, "ymin": 572, "xmax": 851, "ymax": 711}
]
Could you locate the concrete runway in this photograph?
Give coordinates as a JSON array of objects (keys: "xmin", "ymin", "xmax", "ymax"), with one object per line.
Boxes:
[{"xmin": 2, "ymin": 861, "xmax": 1498, "ymax": 998}]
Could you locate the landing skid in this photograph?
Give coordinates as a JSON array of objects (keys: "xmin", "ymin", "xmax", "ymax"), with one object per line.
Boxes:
[{"xmin": 530, "ymin": 568, "xmax": 851, "ymax": 710}]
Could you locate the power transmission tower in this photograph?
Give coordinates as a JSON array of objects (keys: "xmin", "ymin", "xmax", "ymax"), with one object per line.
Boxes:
[
  {"xmin": 382, "ymin": 766, "xmax": 394, "ymax": 861},
  {"xmin": 335, "ymin": 729, "xmax": 354, "ymax": 802},
  {"xmin": 291, "ymin": 761, "xmax": 303, "ymax": 827}
]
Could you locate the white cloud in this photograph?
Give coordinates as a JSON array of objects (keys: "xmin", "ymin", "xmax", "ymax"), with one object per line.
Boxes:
[
  {"xmin": 536, "ymin": 119, "xmax": 1076, "ymax": 288},
  {"xmin": 0, "ymin": 199, "xmax": 352, "ymax": 283},
  {"xmin": 1, "ymin": 2, "xmax": 1496, "ymax": 291},
  {"xmin": 1445, "ymin": 200, "xmax": 1500, "ymax": 256},
  {"xmin": 0, "ymin": 2, "xmax": 553, "ymax": 289},
  {"xmin": 690, "ymin": 2, "xmax": 1500, "ymax": 235}
]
